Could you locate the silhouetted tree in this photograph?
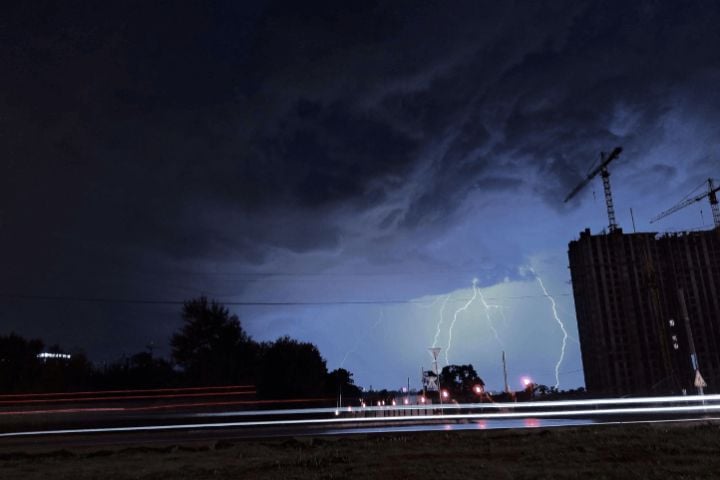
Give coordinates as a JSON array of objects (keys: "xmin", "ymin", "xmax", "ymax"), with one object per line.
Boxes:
[
  {"xmin": 37, "ymin": 349, "xmax": 93, "ymax": 392},
  {"xmin": 93, "ymin": 351, "xmax": 177, "ymax": 389},
  {"xmin": 0, "ymin": 334, "xmax": 93, "ymax": 392},
  {"xmin": 256, "ymin": 336, "xmax": 328, "ymax": 399},
  {"xmin": 1, "ymin": 301, "xmax": 364, "ymax": 398},
  {"xmin": 327, "ymin": 367, "xmax": 362, "ymax": 400},
  {"xmin": 534, "ymin": 384, "xmax": 554, "ymax": 397},
  {"xmin": 171, "ymin": 297, "xmax": 256, "ymax": 386},
  {"xmin": 439, "ymin": 364, "xmax": 485, "ymax": 401},
  {"xmin": 363, "ymin": 388, "xmax": 394, "ymax": 406},
  {"xmin": 127, "ymin": 351, "xmax": 175, "ymax": 386},
  {"xmin": 0, "ymin": 333, "xmax": 44, "ymax": 392}
]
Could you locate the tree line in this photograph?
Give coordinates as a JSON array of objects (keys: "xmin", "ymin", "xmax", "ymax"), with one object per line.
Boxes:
[{"xmin": 0, "ymin": 296, "xmax": 361, "ymax": 400}]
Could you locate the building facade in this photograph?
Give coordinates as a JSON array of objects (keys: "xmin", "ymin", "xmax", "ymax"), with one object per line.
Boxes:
[{"xmin": 568, "ymin": 227, "xmax": 720, "ymax": 395}]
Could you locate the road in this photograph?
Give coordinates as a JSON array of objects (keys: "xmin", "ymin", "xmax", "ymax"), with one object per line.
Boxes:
[{"xmin": 1, "ymin": 387, "xmax": 719, "ymax": 450}]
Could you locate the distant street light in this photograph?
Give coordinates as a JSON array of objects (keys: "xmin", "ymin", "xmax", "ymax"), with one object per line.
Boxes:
[{"xmin": 521, "ymin": 376, "xmax": 535, "ymax": 400}]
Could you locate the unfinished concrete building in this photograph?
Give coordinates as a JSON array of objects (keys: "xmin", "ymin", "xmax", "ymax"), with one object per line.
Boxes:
[{"xmin": 568, "ymin": 227, "xmax": 720, "ymax": 396}]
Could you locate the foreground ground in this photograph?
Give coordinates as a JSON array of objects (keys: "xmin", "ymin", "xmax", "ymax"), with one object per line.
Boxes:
[{"xmin": 2, "ymin": 422, "xmax": 720, "ymax": 479}]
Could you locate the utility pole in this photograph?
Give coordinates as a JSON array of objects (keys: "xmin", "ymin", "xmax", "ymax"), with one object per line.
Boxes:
[
  {"xmin": 428, "ymin": 347, "xmax": 443, "ymax": 412},
  {"xmin": 406, "ymin": 377, "xmax": 410, "ymax": 406},
  {"xmin": 502, "ymin": 351, "xmax": 509, "ymax": 394}
]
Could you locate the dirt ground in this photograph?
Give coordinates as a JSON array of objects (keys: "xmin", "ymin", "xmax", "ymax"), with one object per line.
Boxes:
[{"xmin": 2, "ymin": 422, "xmax": 720, "ymax": 479}]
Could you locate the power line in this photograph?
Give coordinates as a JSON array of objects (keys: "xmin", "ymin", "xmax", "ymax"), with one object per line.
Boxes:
[
  {"xmin": 30, "ymin": 269, "xmax": 497, "ymax": 279},
  {"xmin": 0, "ymin": 294, "xmax": 402, "ymax": 306},
  {"xmin": 0, "ymin": 292, "xmax": 572, "ymax": 307}
]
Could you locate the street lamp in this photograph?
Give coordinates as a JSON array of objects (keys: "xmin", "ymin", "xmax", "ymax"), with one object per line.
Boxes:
[{"xmin": 521, "ymin": 376, "xmax": 535, "ymax": 400}]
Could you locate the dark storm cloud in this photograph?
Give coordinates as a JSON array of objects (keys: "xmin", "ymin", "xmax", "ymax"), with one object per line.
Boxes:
[
  {"xmin": 3, "ymin": 0, "xmax": 720, "ymax": 363},
  {"xmin": 6, "ymin": 2, "xmax": 718, "ymax": 255}
]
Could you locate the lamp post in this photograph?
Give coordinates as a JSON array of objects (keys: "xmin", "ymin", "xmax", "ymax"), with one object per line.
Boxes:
[{"xmin": 522, "ymin": 376, "xmax": 534, "ymax": 400}]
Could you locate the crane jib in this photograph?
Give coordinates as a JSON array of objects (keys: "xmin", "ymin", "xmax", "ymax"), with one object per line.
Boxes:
[
  {"xmin": 650, "ymin": 178, "xmax": 720, "ymax": 228},
  {"xmin": 563, "ymin": 147, "xmax": 622, "ymax": 203}
]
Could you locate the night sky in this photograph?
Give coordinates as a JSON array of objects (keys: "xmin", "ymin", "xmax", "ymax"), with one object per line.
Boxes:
[{"xmin": 2, "ymin": 1, "xmax": 720, "ymax": 391}]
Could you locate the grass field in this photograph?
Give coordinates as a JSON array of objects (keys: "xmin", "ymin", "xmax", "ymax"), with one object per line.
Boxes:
[{"xmin": 2, "ymin": 422, "xmax": 720, "ymax": 479}]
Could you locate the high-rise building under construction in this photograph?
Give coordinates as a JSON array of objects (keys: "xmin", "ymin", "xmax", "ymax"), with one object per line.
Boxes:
[{"xmin": 568, "ymin": 227, "xmax": 720, "ymax": 395}]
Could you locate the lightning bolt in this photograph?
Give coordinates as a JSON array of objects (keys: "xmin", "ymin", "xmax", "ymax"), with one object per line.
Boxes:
[
  {"xmin": 532, "ymin": 268, "xmax": 568, "ymax": 390},
  {"xmin": 445, "ymin": 278, "xmax": 479, "ymax": 365},
  {"xmin": 432, "ymin": 294, "xmax": 451, "ymax": 348},
  {"xmin": 477, "ymin": 289, "xmax": 504, "ymax": 347},
  {"xmin": 340, "ymin": 308, "xmax": 384, "ymax": 368}
]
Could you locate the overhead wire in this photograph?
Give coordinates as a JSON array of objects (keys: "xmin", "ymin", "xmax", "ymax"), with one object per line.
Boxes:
[{"xmin": 0, "ymin": 292, "xmax": 572, "ymax": 307}]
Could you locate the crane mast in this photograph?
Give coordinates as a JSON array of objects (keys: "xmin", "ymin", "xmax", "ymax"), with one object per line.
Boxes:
[
  {"xmin": 600, "ymin": 164, "xmax": 618, "ymax": 233},
  {"xmin": 710, "ymin": 178, "xmax": 720, "ymax": 227},
  {"xmin": 564, "ymin": 147, "xmax": 623, "ymax": 233}
]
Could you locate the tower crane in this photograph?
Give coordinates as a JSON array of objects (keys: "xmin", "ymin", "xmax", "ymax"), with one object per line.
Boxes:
[
  {"xmin": 564, "ymin": 146, "xmax": 623, "ymax": 233},
  {"xmin": 650, "ymin": 178, "xmax": 720, "ymax": 228}
]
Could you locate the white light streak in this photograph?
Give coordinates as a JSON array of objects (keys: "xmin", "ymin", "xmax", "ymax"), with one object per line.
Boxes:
[
  {"xmin": 37, "ymin": 352, "xmax": 71, "ymax": 360},
  {"xmin": 132, "ymin": 393, "xmax": 720, "ymax": 417},
  {"xmin": 4, "ymin": 394, "xmax": 720, "ymax": 439},
  {"xmin": 445, "ymin": 278, "xmax": 479, "ymax": 364}
]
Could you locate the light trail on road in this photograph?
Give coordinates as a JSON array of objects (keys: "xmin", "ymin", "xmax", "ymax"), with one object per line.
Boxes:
[
  {"xmin": 194, "ymin": 393, "xmax": 720, "ymax": 418},
  {"xmin": 1, "ymin": 394, "xmax": 719, "ymax": 439}
]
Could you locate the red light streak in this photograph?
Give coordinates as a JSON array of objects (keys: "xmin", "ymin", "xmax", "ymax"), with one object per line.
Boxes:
[
  {"xmin": 0, "ymin": 384, "xmax": 254, "ymax": 400},
  {"xmin": 524, "ymin": 418, "xmax": 540, "ymax": 428},
  {"xmin": 0, "ymin": 390, "xmax": 257, "ymax": 406},
  {"xmin": 0, "ymin": 397, "xmax": 335, "ymax": 416}
]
